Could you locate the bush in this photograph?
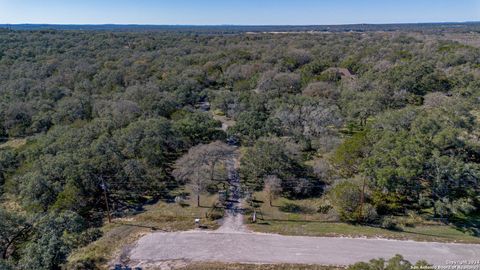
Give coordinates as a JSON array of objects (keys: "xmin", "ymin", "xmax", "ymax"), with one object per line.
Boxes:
[
  {"xmin": 418, "ymin": 194, "xmax": 433, "ymax": 208},
  {"xmin": 328, "ymin": 181, "xmax": 361, "ymax": 222},
  {"xmin": 465, "ymin": 227, "xmax": 480, "ymax": 237},
  {"xmin": 318, "ymin": 204, "xmax": 333, "ymax": 214},
  {"xmin": 451, "ymin": 198, "xmax": 476, "ymax": 215},
  {"xmin": 65, "ymin": 258, "xmax": 99, "ymax": 270},
  {"xmin": 401, "ymin": 211, "xmax": 422, "ymax": 228},
  {"xmin": 371, "ymin": 191, "xmax": 404, "ymax": 215},
  {"xmin": 381, "ymin": 216, "xmax": 402, "ymax": 231},
  {"xmin": 326, "ymin": 207, "xmax": 340, "ymax": 221},
  {"xmin": 64, "ymin": 228, "xmax": 103, "ymax": 249},
  {"xmin": 347, "ymin": 254, "xmax": 430, "ymax": 270},
  {"xmin": 434, "ymin": 200, "xmax": 451, "ymax": 218},
  {"xmin": 206, "ymin": 205, "xmax": 224, "ymax": 220},
  {"xmin": 362, "ymin": 203, "xmax": 378, "ymax": 224}
]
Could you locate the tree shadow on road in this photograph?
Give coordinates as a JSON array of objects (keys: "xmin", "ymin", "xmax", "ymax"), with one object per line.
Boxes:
[
  {"xmin": 255, "ymin": 218, "xmax": 339, "ymax": 225},
  {"xmin": 112, "ymin": 221, "xmax": 163, "ymax": 231},
  {"xmin": 399, "ymin": 228, "xmax": 457, "ymax": 240}
]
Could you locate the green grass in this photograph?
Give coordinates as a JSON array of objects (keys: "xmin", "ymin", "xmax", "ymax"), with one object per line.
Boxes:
[
  {"xmin": 247, "ymin": 192, "xmax": 480, "ymax": 244},
  {"xmin": 67, "ymin": 191, "xmax": 222, "ymax": 270},
  {"xmin": 249, "ymin": 220, "xmax": 480, "ymax": 243}
]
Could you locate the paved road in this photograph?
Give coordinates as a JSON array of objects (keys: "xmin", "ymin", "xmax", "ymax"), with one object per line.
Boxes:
[{"xmin": 129, "ymin": 230, "xmax": 480, "ymax": 266}]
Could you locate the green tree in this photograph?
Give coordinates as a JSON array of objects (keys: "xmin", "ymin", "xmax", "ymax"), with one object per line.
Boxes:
[
  {"xmin": 0, "ymin": 208, "xmax": 31, "ymax": 260},
  {"xmin": 331, "ymin": 131, "xmax": 370, "ymax": 178},
  {"xmin": 328, "ymin": 181, "xmax": 362, "ymax": 222},
  {"xmin": 363, "ymin": 105, "xmax": 480, "ymax": 216},
  {"xmin": 173, "ymin": 112, "xmax": 224, "ymax": 145},
  {"xmin": 18, "ymin": 211, "xmax": 85, "ymax": 270},
  {"xmin": 240, "ymin": 137, "xmax": 309, "ymax": 197},
  {"xmin": 229, "ymin": 111, "xmax": 279, "ymax": 144}
]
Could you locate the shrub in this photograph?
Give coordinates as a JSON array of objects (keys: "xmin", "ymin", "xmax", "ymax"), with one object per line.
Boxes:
[
  {"xmin": 207, "ymin": 205, "xmax": 224, "ymax": 220},
  {"xmin": 362, "ymin": 203, "xmax": 378, "ymax": 224},
  {"xmin": 328, "ymin": 181, "xmax": 361, "ymax": 222},
  {"xmin": 434, "ymin": 200, "xmax": 451, "ymax": 218},
  {"xmin": 401, "ymin": 211, "xmax": 422, "ymax": 228},
  {"xmin": 65, "ymin": 228, "xmax": 103, "ymax": 248},
  {"xmin": 451, "ymin": 198, "xmax": 476, "ymax": 215},
  {"xmin": 418, "ymin": 194, "xmax": 433, "ymax": 208},
  {"xmin": 371, "ymin": 191, "xmax": 404, "ymax": 215},
  {"xmin": 65, "ymin": 258, "xmax": 99, "ymax": 270},
  {"xmin": 381, "ymin": 216, "xmax": 402, "ymax": 231},
  {"xmin": 466, "ymin": 227, "xmax": 480, "ymax": 237},
  {"xmin": 347, "ymin": 254, "xmax": 430, "ymax": 270},
  {"xmin": 318, "ymin": 204, "xmax": 333, "ymax": 214}
]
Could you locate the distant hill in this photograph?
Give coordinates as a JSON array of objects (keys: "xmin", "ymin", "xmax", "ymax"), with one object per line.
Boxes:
[{"xmin": 1, "ymin": 22, "xmax": 480, "ymax": 33}]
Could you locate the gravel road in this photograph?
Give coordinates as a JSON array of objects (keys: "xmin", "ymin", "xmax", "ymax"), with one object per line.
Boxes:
[
  {"xmin": 129, "ymin": 230, "xmax": 480, "ymax": 266},
  {"xmin": 216, "ymin": 151, "xmax": 249, "ymax": 234}
]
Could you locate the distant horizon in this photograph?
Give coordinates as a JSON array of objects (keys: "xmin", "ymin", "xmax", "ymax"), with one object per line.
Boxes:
[
  {"xmin": 1, "ymin": 0, "xmax": 478, "ymax": 25},
  {"xmin": 1, "ymin": 20, "xmax": 479, "ymax": 27}
]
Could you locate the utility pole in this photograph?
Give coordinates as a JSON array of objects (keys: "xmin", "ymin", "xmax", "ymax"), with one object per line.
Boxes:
[
  {"xmin": 100, "ymin": 178, "xmax": 112, "ymax": 223},
  {"xmin": 358, "ymin": 177, "xmax": 366, "ymax": 223}
]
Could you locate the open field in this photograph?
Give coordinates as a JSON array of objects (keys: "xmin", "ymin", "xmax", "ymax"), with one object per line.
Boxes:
[{"xmin": 246, "ymin": 192, "xmax": 480, "ymax": 244}]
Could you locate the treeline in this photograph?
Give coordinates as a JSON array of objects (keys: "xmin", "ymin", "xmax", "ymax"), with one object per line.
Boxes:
[
  {"xmin": 2, "ymin": 22, "xmax": 480, "ymax": 33},
  {"xmin": 0, "ymin": 29, "xmax": 479, "ymax": 269}
]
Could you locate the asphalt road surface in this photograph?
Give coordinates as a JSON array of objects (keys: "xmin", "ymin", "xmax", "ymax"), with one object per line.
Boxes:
[{"xmin": 129, "ymin": 230, "xmax": 480, "ymax": 266}]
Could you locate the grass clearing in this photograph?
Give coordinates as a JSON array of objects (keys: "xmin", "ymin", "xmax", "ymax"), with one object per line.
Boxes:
[
  {"xmin": 212, "ymin": 113, "xmax": 236, "ymax": 129},
  {"xmin": 0, "ymin": 138, "xmax": 27, "ymax": 149},
  {"xmin": 246, "ymin": 191, "xmax": 480, "ymax": 244},
  {"xmin": 67, "ymin": 191, "xmax": 222, "ymax": 269}
]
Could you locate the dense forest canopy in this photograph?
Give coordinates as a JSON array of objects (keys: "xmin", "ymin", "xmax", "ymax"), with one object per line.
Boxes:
[
  {"xmin": 0, "ymin": 27, "xmax": 479, "ymax": 269},
  {"xmin": 2, "ymin": 22, "xmax": 480, "ymax": 33}
]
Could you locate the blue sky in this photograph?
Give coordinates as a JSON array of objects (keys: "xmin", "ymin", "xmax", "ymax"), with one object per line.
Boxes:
[{"xmin": 0, "ymin": 0, "xmax": 478, "ymax": 25}]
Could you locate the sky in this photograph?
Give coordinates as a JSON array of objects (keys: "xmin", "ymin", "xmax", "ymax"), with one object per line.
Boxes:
[{"xmin": 0, "ymin": 0, "xmax": 478, "ymax": 25}]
